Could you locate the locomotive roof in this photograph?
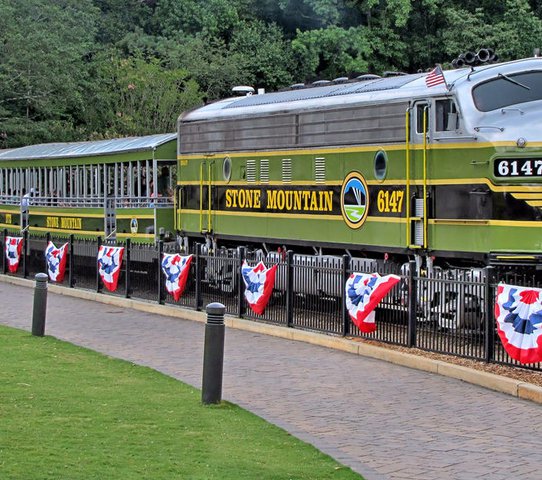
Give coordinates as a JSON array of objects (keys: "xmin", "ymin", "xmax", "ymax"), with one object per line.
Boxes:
[
  {"xmin": 180, "ymin": 57, "xmax": 542, "ymax": 122},
  {"xmin": 0, "ymin": 133, "xmax": 176, "ymax": 161}
]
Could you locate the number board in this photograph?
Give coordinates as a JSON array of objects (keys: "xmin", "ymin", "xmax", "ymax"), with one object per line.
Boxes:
[{"xmin": 494, "ymin": 158, "xmax": 542, "ymax": 177}]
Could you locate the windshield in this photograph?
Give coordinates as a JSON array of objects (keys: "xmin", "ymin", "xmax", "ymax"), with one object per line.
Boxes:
[{"xmin": 472, "ymin": 71, "xmax": 542, "ymax": 111}]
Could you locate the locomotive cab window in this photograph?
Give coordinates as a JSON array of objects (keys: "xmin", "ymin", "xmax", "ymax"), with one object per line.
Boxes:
[
  {"xmin": 415, "ymin": 103, "xmax": 429, "ymax": 134},
  {"xmin": 435, "ymin": 99, "xmax": 459, "ymax": 131},
  {"xmin": 473, "ymin": 71, "xmax": 542, "ymax": 111}
]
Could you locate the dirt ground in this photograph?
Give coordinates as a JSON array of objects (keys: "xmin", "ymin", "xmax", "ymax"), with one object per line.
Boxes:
[{"xmin": 353, "ymin": 337, "xmax": 542, "ymax": 387}]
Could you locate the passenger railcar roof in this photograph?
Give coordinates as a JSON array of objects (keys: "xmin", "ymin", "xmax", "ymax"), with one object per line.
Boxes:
[{"xmin": 0, "ymin": 133, "xmax": 176, "ymax": 161}]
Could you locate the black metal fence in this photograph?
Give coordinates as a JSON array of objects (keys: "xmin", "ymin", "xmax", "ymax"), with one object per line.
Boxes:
[{"xmin": 2, "ymin": 229, "xmax": 540, "ymax": 372}]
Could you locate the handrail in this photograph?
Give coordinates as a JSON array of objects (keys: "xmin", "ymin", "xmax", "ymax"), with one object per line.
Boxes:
[
  {"xmin": 405, "ymin": 107, "xmax": 411, "ymax": 248},
  {"xmin": 207, "ymin": 163, "xmax": 212, "ymax": 233},
  {"xmin": 199, "ymin": 162, "xmax": 204, "ymax": 233},
  {"xmin": 423, "ymin": 106, "xmax": 428, "ymax": 249}
]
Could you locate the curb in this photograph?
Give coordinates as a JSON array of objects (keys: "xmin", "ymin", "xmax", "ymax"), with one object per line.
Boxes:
[{"xmin": 3, "ymin": 274, "xmax": 542, "ymax": 405}]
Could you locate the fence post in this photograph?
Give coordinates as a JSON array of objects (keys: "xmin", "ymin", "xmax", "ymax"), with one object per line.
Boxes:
[
  {"xmin": 407, "ymin": 260, "xmax": 417, "ymax": 348},
  {"xmin": 237, "ymin": 246, "xmax": 246, "ymax": 317},
  {"xmin": 484, "ymin": 266, "xmax": 495, "ymax": 363},
  {"xmin": 23, "ymin": 228, "xmax": 28, "ymax": 278},
  {"xmin": 68, "ymin": 234, "xmax": 75, "ymax": 288},
  {"xmin": 125, "ymin": 238, "xmax": 131, "ymax": 299},
  {"xmin": 195, "ymin": 243, "xmax": 202, "ymax": 311},
  {"xmin": 45, "ymin": 232, "xmax": 51, "ymax": 273},
  {"xmin": 157, "ymin": 239, "xmax": 164, "ymax": 304},
  {"xmin": 2, "ymin": 228, "xmax": 7, "ymax": 274},
  {"xmin": 286, "ymin": 250, "xmax": 294, "ymax": 328},
  {"xmin": 96, "ymin": 236, "xmax": 102, "ymax": 293},
  {"xmin": 342, "ymin": 254, "xmax": 350, "ymax": 336}
]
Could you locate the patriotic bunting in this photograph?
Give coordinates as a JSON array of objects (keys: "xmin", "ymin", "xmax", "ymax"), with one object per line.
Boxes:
[
  {"xmin": 161, "ymin": 253, "xmax": 193, "ymax": 301},
  {"xmin": 242, "ymin": 261, "xmax": 278, "ymax": 315},
  {"xmin": 97, "ymin": 245, "xmax": 124, "ymax": 292},
  {"xmin": 345, "ymin": 273, "xmax": 400, "ymax": 333},
  {"xmin": 495, "ymin": 283, "xmax": 542, "ymax": 364},
  {"xmin": 5, "ymin": 236, "xmax": 23, "ymax": 273},
  {"xmin": 45, "ymin": 241, "xmax": 68, "ymax": 283}
]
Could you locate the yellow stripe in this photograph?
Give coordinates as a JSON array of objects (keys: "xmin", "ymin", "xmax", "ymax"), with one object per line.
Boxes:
[
  {"xmin": 29, "ymin": 226, "xmax": 105, "ymax": 235},
  {"xmin": 177, "ymin": 140, "xmax": 534, "ymax": 161},
  {"xmin": 180, "ymin": 209, "xmax": 405, "ymax": 223},
  {"xmin": 180, "ymin": 209, "xmax": 542, "ymax": 228},
  {"xmin": 511, "ymin": 193, "xmax": 542, "ymax": 199},
  {"xmin": 430, "ymin": 219, "xmax": 542, "ymax": 228},
  {"xmin": 30, "ymin": 210, "xmax": 104, "ymax": 218},
  {"xmin": 178, "ymin": 180, "xmax": 344, "ymax": 186},
  {"xmin": 117, "ymin": 232, "xmax": 154, "ymax": 239},
  {"xmin": 117, "ymin": 215, "xmax": 154, "ymax": 220},
  {"xmin": 177, "ymin": 177, "xmax": 542, "ymax": 193},
  {"xmin": 431, "ymin": 219, "xmax": 489, "ymax": 225},
  {"xmin": 0, "ymin": 208, "xmax": 18, "ymax": 213},
  {"xmin": 209, "ymin": 210, "xmax": 341, "ymax": 221},
  {"xmin": 526, "ymin": 201, "xmax": 542, "ymax": 207},
  {"xmin": 0, "ymin": 223, "xmax": 18, "ymax": 229}
]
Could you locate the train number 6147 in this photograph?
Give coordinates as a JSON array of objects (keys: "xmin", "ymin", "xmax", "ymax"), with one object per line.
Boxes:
[{"xmin": 377, "ymin": 190, "xmax": 404, "ymax": 213}]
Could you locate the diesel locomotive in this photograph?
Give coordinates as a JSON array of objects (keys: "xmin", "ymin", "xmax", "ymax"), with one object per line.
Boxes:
[{"xmin": 176, "ymin": 56, "xmax": 542, "ymax": 274}]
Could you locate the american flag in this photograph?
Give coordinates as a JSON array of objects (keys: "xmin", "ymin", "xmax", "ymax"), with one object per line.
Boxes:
[{"xmin": 425, "ymin": 64, "xmax": 447, "ymax": 88}]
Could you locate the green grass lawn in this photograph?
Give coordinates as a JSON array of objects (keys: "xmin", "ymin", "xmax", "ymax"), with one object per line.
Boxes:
[{"xmin": 0, "ymin": 326, "xmax": 362, "ymax": 480}]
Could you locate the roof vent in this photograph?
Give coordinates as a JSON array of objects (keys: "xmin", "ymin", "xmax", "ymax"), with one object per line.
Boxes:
[
  {"xmin": 332, "ymin": 77, "xmax": 349, "ymax": 84},
  {"xmin": 311, "ymin": 80, "xmax": 331, "ymax": 87},
  {"xmin": 232, "ymin": 86, "xmax": 255, "ymax": 96},
  {"xmin": 356, "ymin": 74, "xmax": 381, "ymax": 81},
  {"xmin": 382, "ymin": 71, "xmax": 407, "ymax": 77},
  {"xmin": 289, "ymin": 83, "xmax": 305, "ymax": 90}
]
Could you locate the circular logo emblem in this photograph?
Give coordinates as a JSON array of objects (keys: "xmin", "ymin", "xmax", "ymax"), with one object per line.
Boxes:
[
  {"xmin": 130, "ymin": 218, "xmax": 138, "ymax": 234},
  {"xmin": 341, "ymin": 171, "xmax": 369, "ymax": 229}
]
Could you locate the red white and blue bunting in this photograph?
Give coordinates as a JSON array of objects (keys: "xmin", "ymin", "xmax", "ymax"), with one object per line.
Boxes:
[
  {"xmin": 45, "ymin": 241, "xmax": 68, "ymax": 283},
  {"xmin": 495, "ymin": 283, "xmax": 542, "ymax": 364},
  {"xmin": 161, "ymin": 253, "xmax": 193, "ymax": 301},
  {"xmin": 97, "ymin": 245, "xmax": 124, "ymax": 292},
  {"xmin": 241, "ymin": 261, "xmax": 278, "ymax": 315},
  {"xmin": 345, "ymin": 272, "xmax": 401, "ymax": 333},
  {"xmin": 4, "ymin": 236, "xmax": 23, "ymax": 273}
]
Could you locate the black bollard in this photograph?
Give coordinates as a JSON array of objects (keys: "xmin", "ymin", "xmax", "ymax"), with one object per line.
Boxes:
[
  {"xmin": 202, "ymin": 302, "xmax": 226, "ymax": 404},
  {"xmin": 32, "ymin": 273, "xmax": 49, "ymax": 336}
]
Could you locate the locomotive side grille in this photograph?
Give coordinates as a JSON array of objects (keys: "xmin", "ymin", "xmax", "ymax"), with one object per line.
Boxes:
[
  {"xmin": 260, "ymin": 159, "xmax": 269, "ymax": 183},
  {"xmin": 246, "ymin": 159, "xmax": 257, "ymax": 183},
  {"xmin": 179, "ymin": 101, "xmax": 407, "ymax": 154},
  {"xmin": 282, "ymin": 158, "xmax": 292, "ymax": 183},
  {"xmin": 414, "ymin": 222, "xmax": 424, "ymax": 246},
  {"xmin": 414, "ymin": 198, "xmax": 425, "ymax": 217},
  {"xmin": 315, "ymin": 157, "xmax": 326, "ymax": 183}
]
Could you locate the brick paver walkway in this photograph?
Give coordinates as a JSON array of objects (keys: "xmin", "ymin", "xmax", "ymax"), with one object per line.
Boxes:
[{"xmin": 2, "ymin": 281, "xmax": 542, "ymax": 480}]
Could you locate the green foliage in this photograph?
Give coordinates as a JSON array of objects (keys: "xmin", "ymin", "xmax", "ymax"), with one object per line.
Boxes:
[
  {"xmin": 229, "ymin": 20, "xmax": 295, "ymax": 90},
  {"xmin": 2, "ymin": 0, "xmax": 542, "ymax": 146},
  {"xmin": 0, "ymin": 326, "xmax": 362, "ymax": 479},
  {"xmin": 292, "ymin": 27, "xmax": 372, "ymax": 81},
  {"xmin": 0, "ymin": 0, "xmax": 99, "ymax": 146},
  {"xmin": 87, "ymin": 53, "xmax": 203, "ymax": 137}
]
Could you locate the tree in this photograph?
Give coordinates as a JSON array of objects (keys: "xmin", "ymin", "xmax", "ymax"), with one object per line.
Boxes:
[
  {"xmin": 0, "ymin": 0, "xmax": 99, "ymax": 146},
  {"xmin": 229, "ymin": 20, "xmax": 295, "ymax": 90},
  {"xmin": 87, "ymin": 53, "xmax": 202, "ymax": 136}
]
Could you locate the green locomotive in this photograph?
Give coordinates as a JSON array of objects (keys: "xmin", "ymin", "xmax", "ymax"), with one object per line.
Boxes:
[
  {"xmin": 0, "ymin": 134, "xmax": 177, "ymax": 242},
  {"xmin": 176, "ymin": 56, "xmax": 542, "ymax": 270}
]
